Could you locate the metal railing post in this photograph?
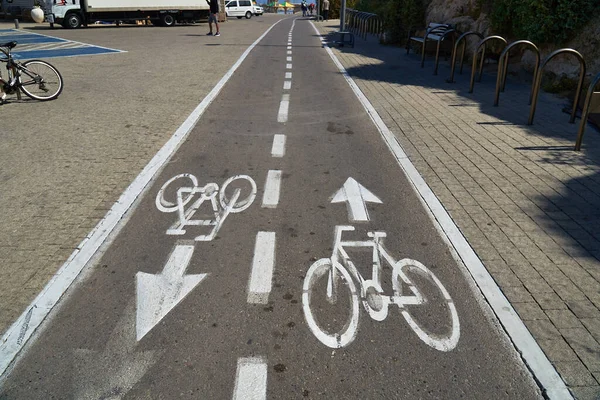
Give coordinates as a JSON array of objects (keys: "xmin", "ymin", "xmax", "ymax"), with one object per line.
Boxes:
[
  {"xmin": 528, "ymin": 48, "xmax": 586, "ymax": 125},
  {"xmin": 469, "ymin": 36, "xmax": 507, "ymax": 93},
  {"xmin": 494, "ymin": 40, "xmax": 539, "ymax": 106},
  {"xmin": 575, "ymin": 72, "xmax": 600, "ymax": 151}
]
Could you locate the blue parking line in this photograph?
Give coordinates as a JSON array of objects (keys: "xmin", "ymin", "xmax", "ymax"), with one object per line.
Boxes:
[
  {"xmin": 13, "ymin": 46, "xmax": 122, "ymax": 59},
  {"xmin": 1, "ymin": 35, "xmax": 65, "ymax": 44}
]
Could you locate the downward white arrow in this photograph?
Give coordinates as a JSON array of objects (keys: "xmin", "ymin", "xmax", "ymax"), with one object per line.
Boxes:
[
  {"xmin": 136, "ymin": 243, "xmax": 207, "ymax": 341},
  {"xmin": 331, "ymin": 177, "xmax": 382, "ymax": 222}
]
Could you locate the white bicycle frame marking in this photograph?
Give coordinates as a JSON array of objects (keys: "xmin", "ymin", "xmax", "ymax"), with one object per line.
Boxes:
[
  {"xmin": 155, "ymin": 173, "xmax": 257, "ymax": 241},
  {"xmin": 302, "ymin": 225, "xmax": 460, "ymax": 351}
]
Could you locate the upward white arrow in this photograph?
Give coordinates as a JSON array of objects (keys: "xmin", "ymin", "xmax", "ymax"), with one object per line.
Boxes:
[
  {"xmin": 136, "ymin": 243, "xmax": 207, "ymax": 341},
  {"xmin": 331, "ymin": 177, "xmax": 382, "ymax": 222}
]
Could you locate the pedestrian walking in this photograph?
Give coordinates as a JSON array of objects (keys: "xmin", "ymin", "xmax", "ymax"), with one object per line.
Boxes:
[
  {"xmin": 206, "ymin": 0, "xmax": 220, "ymax": 36},
  {"xmin": 301, "ymin": 0, "xmax": 307, "ymax": 17},
  {"xmin": 322, "ymin": 0, "xmax": 329, "ymax": 21}
]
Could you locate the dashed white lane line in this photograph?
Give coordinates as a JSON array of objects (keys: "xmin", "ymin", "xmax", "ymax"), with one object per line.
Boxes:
[
  {"xmin": 287, "ymin": 50, "xmax": 292, "ymax": 55},
  {"xmin": 287, "ymin": 46, "xmax": 292, "ymax": 50},
  {"xmin": 283, "ymin": 81, "xmax": 292, "ymax": 90},
  {"xmin": 285, "ymin": 72, "xmax": 292, "ymax": 79},
  {"xmin": 247, "ymin": 232, "xmax": 276, "ymax": 304},
  {"xmin": 286, "ymin": 56, "xmax": 292, "ymax": 62},
  {"xmin": 277, "ymin": 94, "xmax": 290, "ymax": 122},
  {"xmin": 0, "ymin": 17, "xmax": 287, "ymax": 379},
  {"xmin": 308, "ymin": 20, "xmax": 571, "ymax": 400},
  {"xmin": 286, "ymin": 63, "xmax": 292, "ymax": 69},
  {"xmin": 262, "ymin": 170, "xmax": 282, "ymax": 207},
  {"xmin": 271, "ymin": 134, "xmax": 286, "ymax": 157},
  {"xmin": 233, "ymin": 357, "xmax": 267, "ymax": 400}
]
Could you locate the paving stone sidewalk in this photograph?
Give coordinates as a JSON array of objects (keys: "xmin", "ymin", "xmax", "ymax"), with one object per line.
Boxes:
[{"xmin": 316, "ymin": 20, "xmax": 600, "ymax": 400}]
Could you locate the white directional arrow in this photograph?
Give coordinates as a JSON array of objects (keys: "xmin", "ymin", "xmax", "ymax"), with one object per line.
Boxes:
[
  {"xmin": 136, "ymin": 243, "xmax": 207, "ymax": 341},
  {"xmin": 74, "ymin": 302, "xmax": 161, "ymax": 400},
  {"xmin": 331, "ymin": 177, "xmax": 382, "ymax": 222}
]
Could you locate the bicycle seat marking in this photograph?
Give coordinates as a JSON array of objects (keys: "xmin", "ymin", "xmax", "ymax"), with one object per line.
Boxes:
[
  {"xmin": 156, "ymin": 173, "xmax": 257, "ymax": 241},
  {"xmin": 302, "ymin": 225, "xmax": 460, "ymax": 351}
]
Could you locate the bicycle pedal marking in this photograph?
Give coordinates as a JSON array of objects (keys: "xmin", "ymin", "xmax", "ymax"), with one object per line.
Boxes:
[
  {"xmin": 155, "ymin": 173, "xmax": 257, "ymax": 241},
  {"xmin": 302, "ymin": 226, "xmax": 461, "ymax": 351}
]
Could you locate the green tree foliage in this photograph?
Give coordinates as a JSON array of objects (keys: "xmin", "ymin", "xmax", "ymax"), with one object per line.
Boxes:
[
  {"xmin": 490, "ymin": 0, "xmax": 599, "ymax": 44},
  {"xmin": 352, "ymin": 0, "xmax": 427, "ymax": 43}
]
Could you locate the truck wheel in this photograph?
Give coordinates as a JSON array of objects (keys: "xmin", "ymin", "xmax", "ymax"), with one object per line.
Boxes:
[
  {"xmin": 245, "ymin": 11, "xmax": 252, "ymax": 19},
  {"xmin": 160, "ymin": 13, "xmax": 176, "ymax": 26},
  {"xmin": 64, "ymin": 12, "xmax": 82, "ymax": 29}
]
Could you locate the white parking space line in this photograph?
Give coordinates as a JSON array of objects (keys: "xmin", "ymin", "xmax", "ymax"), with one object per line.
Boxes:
[
  {"xmin": 285, "ymin": 72, "xmax": 292, "ymax": 79},
  {"xmin": 233, "ymin": 357, "xmax": 267, "ymax": 400},
  {"xmin": 262, "ymin": 170, "xmax": 282, "ymax": 207},
  {"xmin": 283, "ymin": 81, "xmax": 292, "ymax": 90},
  {"xmin": 286, "ymin": 63, "xmax": 292, "ymax": 69},
  {"xmin": 308, "ymin": 20, "xmax": 570, "ymax": 400},
  {"xmin": 277, "ymin": 94, "xmax": 290, "ymax": 122},
  {"xmin": 247, "ymin": 232, "xmax": 276, "ymax": 304},
  {"xmin": 0, "ymin": 17, "xmax": 286, "ymax": 379},
  {"xmin": 271, "ymin": 134, "xmax": 286, "ymax": 158}
]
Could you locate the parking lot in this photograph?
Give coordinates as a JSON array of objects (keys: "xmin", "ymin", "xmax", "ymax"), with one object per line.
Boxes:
[{"xmin": 0, "ymin": 14, "xmax": 285, "ymax": 335}]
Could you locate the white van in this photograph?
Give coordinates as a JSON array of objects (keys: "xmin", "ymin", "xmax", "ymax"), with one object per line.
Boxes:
[{"xmin": 225, "ymin": 0, "xmax": 254, "ymax": 19}]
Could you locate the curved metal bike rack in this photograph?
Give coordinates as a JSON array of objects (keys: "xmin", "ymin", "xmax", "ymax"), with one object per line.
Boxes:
[
  {"xmin": 433, "ymin": 28, "xmax": 456, "ymax": 75},
  {"xmin": 345, "ymin": 9, "xmax": 382, "ymax": 41},
  {"xmin": 528, "ymin": 48, "xmax": 586, "ymax": 125},
  {"xmin": 574, "ymin": 72, "xmax": 600, "ymax": 151},
  {"xmin": 469, "ymin": 35, "xmax": 507, "ymax": 93},
  {"xmin": 448, "ymin": 31, "xmax": 483, "ymax": 83},
  {"xmin": 494, "ymin": 40, "xmax": 540, "ymax": 106}
]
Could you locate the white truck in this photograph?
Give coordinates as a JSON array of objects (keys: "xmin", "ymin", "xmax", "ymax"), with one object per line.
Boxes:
[{"xmin": 44, "ymin": 0, "xmax": 210, "ymax": 29}]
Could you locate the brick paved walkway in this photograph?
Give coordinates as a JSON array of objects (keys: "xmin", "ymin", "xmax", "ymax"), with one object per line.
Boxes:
[{"xmin": 316, "ymin": 21, "xmax": 600, "ymax": 400}]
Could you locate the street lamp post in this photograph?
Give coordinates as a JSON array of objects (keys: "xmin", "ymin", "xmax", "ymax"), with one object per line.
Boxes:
[{"xmin": 339, "ymin": 0, "xmax": 346, "ymax": 31}]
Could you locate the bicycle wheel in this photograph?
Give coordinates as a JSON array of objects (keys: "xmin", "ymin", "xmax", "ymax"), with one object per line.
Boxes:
[
  {"xmin": 302, "ymin": 258, "xmax": 359, "ymax": 348},
  {"xmin": 155, "ymin": 173, "xmax": 198, "ymax": 213},
  {"xmin": 392, "ymin": 259, "xmax": 460, "ymax": 352},
  {"xmin": 19, "ymin": 60, "xmax": 63, "ymax": 101},
  {"xmin": 219, "ymin": 175, "xmax": 257, "ymax": 213}
]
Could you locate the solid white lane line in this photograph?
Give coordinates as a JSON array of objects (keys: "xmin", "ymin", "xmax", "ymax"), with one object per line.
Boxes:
[
  {"xmin": 309, "ymin": 20, "xmax": 571, "ymax": 400},
  {"xmin": 247, "ymin": 232, "xmax": 276, "ymax": 304},
  {"xmin": 277, "ymin": 94, "xmax": 290, "ymax": 122},
  {"xmin": 262, "ymin": 170, "xmax": 282, "ymax": 207},
  {"xmin": 283, "ymin": 81, "xmax": 292, "ymax": 90},
  {"xmin": 286, "ymin": 63, "xmax": 292, "ymax": 69},
  {"xmin": 285, "ymin": 72, "xmax": 292, "ymax": 79},
  {"xmin": 286, "ymin": 56, "xmax": 292, "ymax": 62},
  {"xmin": 271, "ymin": 134, "xmax": 286, "ymax": 157},
  {"xmin": 0, "ymin": 17, "xmax": 286, "ymax": 379},
  {"xmin": 233, "ymin": 357, "xmax": 267, "ymax": 400}
]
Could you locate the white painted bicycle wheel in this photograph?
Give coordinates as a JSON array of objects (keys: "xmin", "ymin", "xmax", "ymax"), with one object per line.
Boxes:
[
  {"xmin": 155, "ymin": 173, "xmax": 198, "ymax": 213},
  {"xmin": 219, "ymin": 175, "xmax": 257, "ymax": 213},
  {"xmin": 302, "ymin": 258, "xmax": 360, "ymax": 348},
  {"xmin": 392, "ymin": 259, "xmax": 460, "ymax": 352}
]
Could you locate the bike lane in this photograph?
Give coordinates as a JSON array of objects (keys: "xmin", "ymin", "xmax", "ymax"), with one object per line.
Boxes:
[{"xmin": 0, "ymin": 18, "xmax": 543, "ymax": 399}]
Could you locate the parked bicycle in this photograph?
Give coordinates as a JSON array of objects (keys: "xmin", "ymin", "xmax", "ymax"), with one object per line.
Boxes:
[
  {"xmin": 303, "ymin": 225, "xmax": 460, "ymax": 351},
  {"xmin": 0, "ymin": 41, "xmax": 63, "ymax": 104}
]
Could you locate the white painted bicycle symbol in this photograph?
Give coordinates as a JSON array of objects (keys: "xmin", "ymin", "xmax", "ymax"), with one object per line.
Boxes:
[
  {"xmin": 155, "ymin": 173, "xmax": 257, "ymax": 241},
  {"xmin": 302, "ymin": 225, "xmax": 460, "ymax": 351}
]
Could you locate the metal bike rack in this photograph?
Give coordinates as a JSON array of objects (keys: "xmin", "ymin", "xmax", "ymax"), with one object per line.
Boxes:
[
  {"xmin": 447, "ymin": 31, "xmax": 483, "ymax": 83},
  {"xmin": 345, "ymin": 8, "xmax": 383, "ymax": 41},
  {"xmin": 528, "ymin": 48, "xmax": 586, "ymax": 125},
  {"xmin": 574, "ymin": 72, "xmax": 600, "ymax": 151},
  {"xmin": 494, "ymin": 40, "xmax": 540, "ymax": 106},
  {"xmin": 469, "ymin": 35, "xmax": 507, "ymax": 93}
]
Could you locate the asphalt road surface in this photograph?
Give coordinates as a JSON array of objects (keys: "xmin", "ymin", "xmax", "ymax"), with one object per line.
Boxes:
[{"xmin": 0, "ymin": 17, "xmax": 542, "ymax": 399}]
